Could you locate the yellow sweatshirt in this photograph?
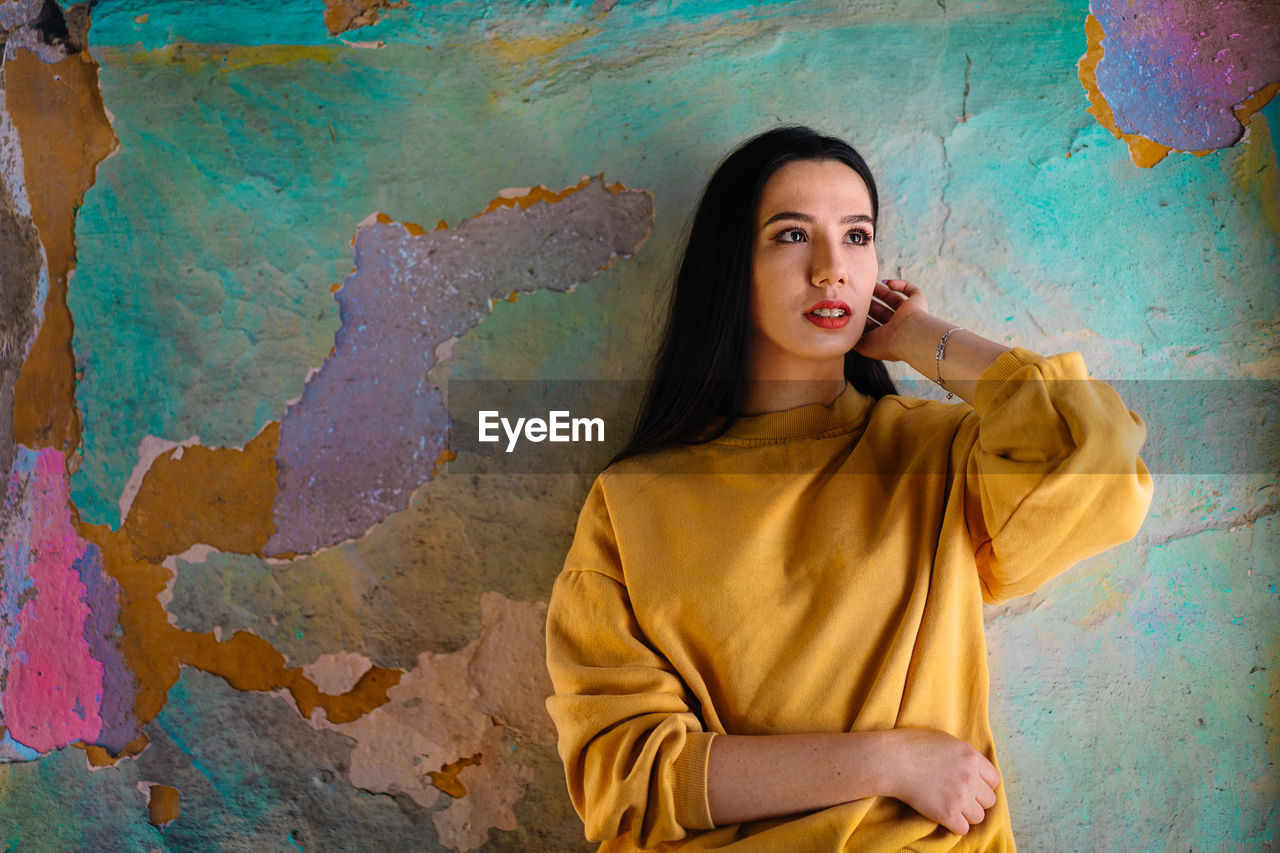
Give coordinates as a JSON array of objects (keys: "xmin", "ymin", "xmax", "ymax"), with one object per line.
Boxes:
[{"xmin": 545, "ymin": 349, "xmax": 1153, "ymax": 852}]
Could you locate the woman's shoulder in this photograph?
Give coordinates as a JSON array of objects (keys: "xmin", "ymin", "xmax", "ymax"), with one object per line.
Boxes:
[
  {"xmin": 867, "ymin": 391, "xmax": 973, "ymax": 427},
  {"xmin": 598, "ymin": 441, "xmax": 712, "ymax": 482}
]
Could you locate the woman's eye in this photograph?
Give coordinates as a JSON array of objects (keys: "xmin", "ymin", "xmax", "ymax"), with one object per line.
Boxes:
[
  {"xmin": 846, "ymin": 229, "xmax": 873, "ymax": 245},
  {"xmin": 778, "ymin": 229, "xmax": 806, "ymax": 243}
]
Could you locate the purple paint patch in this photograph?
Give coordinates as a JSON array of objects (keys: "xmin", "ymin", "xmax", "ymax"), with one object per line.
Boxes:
[
  {"xmin": 267, "ymin": 179, "xmax": 652, "ymax": 555},
  {"xmin": 0, "ymin": 447, "xmax": 104, "ymax": 754},
  {"xmin": 1092, "ymin": 0, "xmax": 1280, "ymax": 150},
  {"xmin": 0, "ymin": 450, "xmax": 37, "ymax": 653},
  {"xmin": 74, "ymin": 543, "xmax": 140, "ymax": 753}
]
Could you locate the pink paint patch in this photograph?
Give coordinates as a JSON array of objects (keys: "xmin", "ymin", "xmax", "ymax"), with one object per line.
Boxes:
[{"xmin": 2, "ymin": 447, "xmax": 103, "ymax": 753}]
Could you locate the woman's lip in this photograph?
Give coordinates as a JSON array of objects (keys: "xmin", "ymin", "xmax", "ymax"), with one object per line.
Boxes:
[
  {"xmin": 805, "ymin": 312, "xmax": 851, "ymax": 329},
  {"xmin": 804, "ymin": 299, "xmax": 852, "ymax": 327},
  {"xmin": 806, "ymin": 299, "xmax": 851, "ymax": 313}
]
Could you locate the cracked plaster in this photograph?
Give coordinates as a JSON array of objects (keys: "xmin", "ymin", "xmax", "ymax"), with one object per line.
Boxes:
[{"xmin": 1, "ymin": 0, "xmax": 1276, "ymax": 849}]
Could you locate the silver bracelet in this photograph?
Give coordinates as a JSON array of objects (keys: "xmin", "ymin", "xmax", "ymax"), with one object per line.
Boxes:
[{"xmin": 934, "ymin": 326, "xmax": 965, "ymax": 400}]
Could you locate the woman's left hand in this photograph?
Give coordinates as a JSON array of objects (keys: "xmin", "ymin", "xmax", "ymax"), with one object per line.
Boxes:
[{"xmin": 855, "ymin": 278, "xmax": 930, "ymax": 363}]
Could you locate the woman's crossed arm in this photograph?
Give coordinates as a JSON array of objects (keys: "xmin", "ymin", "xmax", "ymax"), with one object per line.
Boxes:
[{"xmin": 707, "ymin": 727, "xmax": 1001, "ymax": 836}]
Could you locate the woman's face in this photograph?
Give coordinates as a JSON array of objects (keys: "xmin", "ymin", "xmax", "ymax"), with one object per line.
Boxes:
[{"xmin": 747, "ymin": 158, "xmax": 878, "ymax": 382}]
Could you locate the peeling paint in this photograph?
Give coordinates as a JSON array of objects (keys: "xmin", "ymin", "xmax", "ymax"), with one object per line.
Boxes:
[
  {"xmin": 305, "ymin": 593, "xmax": 552, "ymax": 850},
  {"xmin": 0, "ymin": 446, "xmax": 104, "ymax": 754},
  {"xmin": 121, "ymin": 423, "xmax": 279, "ymax": 562},
  {"xmin": 141, "ymin": 781, "xmax": 180, "ymax": 826},
  {"xmin": 322, "ymin": 0, "xmax": 400, "ymax": 37},
  {"xmin": 116, "ymin": 435, "xmax": 201, "ymax": 522},
  {"xmin": 302, "ymin": 650, "xmax": 374, "ymax": 696},
  {"xmin": 5, "ymin": 46, "xmax": 116, "ymax": 453},
  {"xmin": 431, "ymin": 724, "xmax": 533, "ymax": 851},
  {"xmin": 1, "ymin": 0, "xmax": 89, "ymax": 64},
  {"xmin": 119, "ymin": 667, "xmax": 443, "ymax": 850},
  {"xmin": 429, "ymin": 752, "xmax": 482, "ymax": 798},
  {"xmin": 2, "ymin": 0, "xmax": 1276, "ymax": 848},
  {"xmin": 268, "ymin": 177, "xmax": 653, "ymax": 556},
  {"xmin": 73, "ymin": 518, "xmax": 403, "ymax": 751},
  {"xmin": 74, "ymin": 539, "xmax": 139, "ymax": 753},
  {"xmin": 1077, "ymin": 13, "xmax": 1184, "ymax": 168},
  {"xmin": 1080, "ymin": 1, "xmax": 1280, "ymax": 166},
  {"xmin": 0, "ymin": 80, "xmax": 44, "ymax": 483}
]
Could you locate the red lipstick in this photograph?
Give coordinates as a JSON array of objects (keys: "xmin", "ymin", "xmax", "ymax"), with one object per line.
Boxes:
[{"xmin": 804, "ymin": 299, "xmax": 852, "ymax": 329}]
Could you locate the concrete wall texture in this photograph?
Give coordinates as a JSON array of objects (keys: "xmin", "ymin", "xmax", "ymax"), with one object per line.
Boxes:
[{"xmin": 0, "ymin": 0, "xmax": 1275, "ymax": 849}]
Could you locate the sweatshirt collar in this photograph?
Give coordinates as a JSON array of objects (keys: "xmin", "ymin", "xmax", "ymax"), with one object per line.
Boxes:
[{"xmin": 718, "ymin": 382, "xmax": 873, "ymax": 443}]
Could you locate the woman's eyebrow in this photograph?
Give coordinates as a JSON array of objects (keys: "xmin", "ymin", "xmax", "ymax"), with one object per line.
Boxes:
[{"xmin": 760, "ymin": 211, "xmax": 874, "ymax": 229}]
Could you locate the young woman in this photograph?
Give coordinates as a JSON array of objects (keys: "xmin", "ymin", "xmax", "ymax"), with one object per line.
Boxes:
[{"xmin": 545, "ymin": 126, "xmax": 1152, "ymax": 851}]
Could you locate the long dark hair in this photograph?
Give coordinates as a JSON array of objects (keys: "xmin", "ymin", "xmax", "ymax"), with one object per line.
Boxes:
[{"xmin": 610, "ymin": 126, "xmax": 897, "ymax": 466}]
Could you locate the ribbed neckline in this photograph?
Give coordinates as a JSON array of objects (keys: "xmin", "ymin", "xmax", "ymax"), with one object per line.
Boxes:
[{"xmin": 716, "ymin": 382, "xmax": 873, "ymax": 444}]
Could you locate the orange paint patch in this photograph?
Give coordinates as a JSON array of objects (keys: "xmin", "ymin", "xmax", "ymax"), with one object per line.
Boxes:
[
  {"xmin": 323, "ymin": 0, "xmax": 402, "ymax": 36},
  {"xmin": 82, "ymin": 526, "xmax": 185, "ymax": 726},
  {"xmin": 147, "ymin": 784, "xmax": 181, "ymax": 826},
  {"xmin": 214, "ymin": 44, "xmax": 350, "ymax": 74},
  {"xmin": 6, "ymin": 48, "xmax": 118, "ymax": 453},
  {"xmin": 429, "ymin": 752, "xmax": 482, "ymax": 798},
  {"xmin": 1235, "ymin": 82, "xmax": 1280, "ymax": 129},
  {"xmin": 181, "ymin": 627, "xmax": 402, "ymax": 724},
  {"xmin": 430, "ymin": 447, "xmax": 458, "ymax": 481},
  {"xmin": 96, "ymin": 43, "xmax": 347, "ymax": 75},
  {"xmin": 487, "ymin": 27, "xmax": 592, "ymax": 65},
  {"xmin": 78, "ymin": 732, "xmax": 150, "ymax": 767},
  {"xmin": 122, "ymin": 423, "xmax": 281, "ymax": 562},
  {"xmin": 80, "ymin": 512, "xmax": 403, "ymax": 741},
  {"xmin": 1234, "ymin": 110, "xmax": 1280, "ymax": 239},
  {"xmin": 480, "ymin": 175, "xmax": 627, "ymax": 216}
]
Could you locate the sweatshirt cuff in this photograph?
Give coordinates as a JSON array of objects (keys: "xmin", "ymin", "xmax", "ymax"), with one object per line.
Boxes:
[
  {"xmin": 669, "ymin": 731, "xmax": 717, "ymax": 831},
  {"xmin": 972, "ymin": 347, "xmax": 1044, "ymax": 415}
]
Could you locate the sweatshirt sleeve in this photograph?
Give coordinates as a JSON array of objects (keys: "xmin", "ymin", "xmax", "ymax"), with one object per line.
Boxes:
[
  {"xmin": 545, "ymin": 475, "xmax": 717, "ymax": 846},
  {"xmin": 958, "ymin": 348, "xmax": 1154, "ymax": 604}
]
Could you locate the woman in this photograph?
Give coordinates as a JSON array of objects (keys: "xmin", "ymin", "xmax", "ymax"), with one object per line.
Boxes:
[{"xmin": 545, "ymin": 126, "xmax": 1152, "ymax": 851}]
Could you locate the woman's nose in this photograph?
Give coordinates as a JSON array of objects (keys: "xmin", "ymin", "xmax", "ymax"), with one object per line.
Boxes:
[{"xmin": 809, "ymin": 240, "xmax": 847, "ymax": 287}]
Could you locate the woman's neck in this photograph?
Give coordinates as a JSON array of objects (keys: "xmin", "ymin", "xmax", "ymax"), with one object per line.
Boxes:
[
  {"xmin": 741, "ymin": 347, "xmax": 848, "ymax": 413},
  {"xmin": 740, "ymin": 375, "xmax": 847, "ymax": 415}
]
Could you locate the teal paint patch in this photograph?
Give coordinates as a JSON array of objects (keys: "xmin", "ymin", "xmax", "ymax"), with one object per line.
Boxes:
[
  {"xmin": 132, "ymin": 666, "xmax": 442, "ymax": 850},
  {"xmin": 89, "ymin": 0, "xmax": 886, "ymax": 50},
  {"xmin": 72, "ymin": 2, "xmax": 1277, "ymax": 527},
  {"xmin": 92, "ymin": 0, "xmax": 336, "ymax": 50},
  {"xmin": 69, "ymin": 42, "xmax": 457, "ymax": 524},
  {"xmin": 989, "ymin": 515, "xmax": 1279, "ymax": 851},
  {"xmin": 167, "ymin": 549, "xmax": 327, "ymax": 666},
  {"xmin": 43, "ymin": 1, "xmax": 1280, "ymax": 847},
  {"xmin": 0, "ymin": 744, "xmax": 161, "ymax": 852}
]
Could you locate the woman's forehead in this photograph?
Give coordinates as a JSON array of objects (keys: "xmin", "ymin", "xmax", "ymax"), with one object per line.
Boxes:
[{"xmin": 757, "ymin": 160, "xmax": 872, "ymax": 223}]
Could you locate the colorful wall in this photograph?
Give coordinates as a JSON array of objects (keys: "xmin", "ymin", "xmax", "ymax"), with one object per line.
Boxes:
[{"xmin": 1, "ymin": 0, "xmax": 1276, "ymax": 849}]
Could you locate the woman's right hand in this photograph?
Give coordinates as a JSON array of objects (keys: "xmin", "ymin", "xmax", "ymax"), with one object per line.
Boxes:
[{"xmin": 883, "ymin": 727, "xmax": 1002, "ymax": 836}]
